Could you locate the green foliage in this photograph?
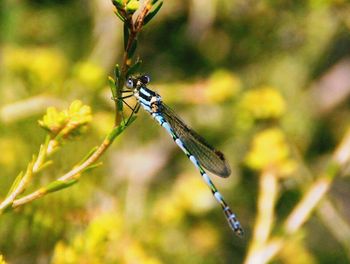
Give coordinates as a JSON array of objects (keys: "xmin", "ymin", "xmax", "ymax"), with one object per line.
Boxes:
[{"xmin": 45, "ymin": 179, "xmax": 78, "ymax": 193}]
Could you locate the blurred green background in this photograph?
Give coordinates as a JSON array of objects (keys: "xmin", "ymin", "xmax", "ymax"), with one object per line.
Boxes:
[{"xmin": 1, "ymin": 0, "xmax": 350, "ymax": 263}]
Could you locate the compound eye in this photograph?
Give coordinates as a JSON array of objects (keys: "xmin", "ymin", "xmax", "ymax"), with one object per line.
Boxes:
[
  {"xmin": 140, "ymin": 75, "xmax": 150, "ymax": 85},
  {"xmin": 126, "ymin": 78, "xmax": 134, "ymax": 88}
]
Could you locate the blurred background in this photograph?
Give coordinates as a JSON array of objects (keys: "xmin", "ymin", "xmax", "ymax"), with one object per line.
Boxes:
[{"xmin": 1, "ymin": 0, "xmax": 350, "ymax": 263}]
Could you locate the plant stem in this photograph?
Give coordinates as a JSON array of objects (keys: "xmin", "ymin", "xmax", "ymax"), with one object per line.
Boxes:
[
  {"xmin": 115, "ymin": 0, "xmax": 152, "ymax": 125},
  {"xmin": 244, "ymin": 169, "xmax": 278, "ymax": 264},
  {"xmin": 11, "ymin": 122, "xmax": 131, "ymax": 209}
]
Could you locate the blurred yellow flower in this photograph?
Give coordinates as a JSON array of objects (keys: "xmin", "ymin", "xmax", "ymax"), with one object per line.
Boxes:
[
  {"xmin": 176, "ymin": 174, "xmax": 215, "ymax": 214},
  {"xmin": 92, "ymin": 111, "xmax": 115, "ymax": 137},
  {"xmin": 153, "ymin": 196, "xmax": 184, "ymax": 224},
  {"xmin": 3, "ymin": 46, "xmax": 67, "ymax": 87},
  {"xmin": 152, "ymin": 173, "xmax": 214, "ymax": 225},
  {"xmin": 0, "ymin": 255, "xmax": 7, "ymax": 264},
  {"xmin": 52, "ymin": 212, "xmax": 123, "ymax": 264},
  {"xmin": 123, "ymin": 240, "xmax": 161, "ymax": 264},
  {"xmin": 205, "ymin": 70, "xmax": 241, "ymax": 103},
  {"xmin": 245, "ymin": 128, "xmax": 296, "ymax": 176},
  {"xmin": 189, "ymin": 223, "xmax": 219, "ymax": 253},
  {"xmin": 73, "ymin": 61, "xmax": 105, "ymax": 89},
  {"xmin": 280, "ymin": 238, "xmax": 317, "ymax": 264},
  {"xmin": 0, "ymin": 138, "xmax": 19, "ymax": 166},
  {"xmin": 240, "ymin": 86, "xmax": 286, "ymax": 119}
]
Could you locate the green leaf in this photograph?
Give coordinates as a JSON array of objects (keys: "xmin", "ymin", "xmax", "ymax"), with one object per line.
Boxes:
[
  {"xmin": 112, "ymin": 0, "xmax": 124, "ymax": 9},
  {"xmin": 117, "ymin": 98, "xmax": 124, "ymax": 112},
  {"xmin": 107, "ymin": 116, "xmax": 137, "ymax": 141},
  {"xmin": 108, "ymin": 76, "xmax": 117, "ymax": 99},
  {"xmin": 37, "ymin": 160, "xmax": 53, "ymax": 172},
  {"xmin": 46, "ymin": 179, "xmax": 78, "ymax": 193},
  {"xmin": 126, "ymin": 59, "xmax": 142, "ymax": 76},
  {"xmin": 81, "ymin": 162, "xmax": 103, "ymax": 173},
  {"xmin": 115, "ymin": 64, "xmax": 120, "ymax": 80},
  {"xmin": 127, "ymin": 39, "xmax": 137, "ymax": 58},
  {"xmin": 6, "ymin": 171, "xmax": 24, "ymax": 197},
  {"xmin": 114, "ymin": 10, "xmax": 126, "ymax": 22},
  {"xmin": 143, "ymin": 1, "xmax": 163, "ymax": 25},
  {"xmin": 123, "ymin": 23, "xmax": 130, "ymax": 51},
  {"xmin": 78, "ymin": 146, "xmax": 99, "ymax": 165}
]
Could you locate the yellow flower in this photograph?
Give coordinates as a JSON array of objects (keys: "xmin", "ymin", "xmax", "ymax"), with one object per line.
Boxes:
[
  {"xmin": 0, "ymin": 255, "xmax": 7, "ymax": 264},
  {"xmin": 205, "ymin": 70, "xmax": 241, "ymax": 103},
  {"xmin": 73, "ymin": 61, "xmax": 105, "ymax": 89},
  {"xmin": 123, "ymin": 241, "xmax": 161, "ymax": 264},
  {"xmin": 245, "ymin": 128, "xmax": 296, "ymax": 175},
  {"xmin": 152, "ymin": 173, "xmax": 214, "ymax": 225},
  {"xmin": 39, "ymin": 100, "xmax": 92, "ymax": 139},
  {"xmin": 240, "ymin": 86, "xmax": 286, "ymax": 119},
  {"xmin": 3, "ymin": 46, "xmax": 67, "ymax": 86}
]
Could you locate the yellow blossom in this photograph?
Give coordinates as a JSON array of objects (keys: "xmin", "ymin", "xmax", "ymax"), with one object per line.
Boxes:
[
  {"xmin": 73, "ymin": 61, "xmax": 105, "ymax": 89},
  {"xmin": 240, "ymin": 86, "xmax": 286, "ymax": 119},
  {"xmin": 245, "ymin": 128, "xmax": 296, "ymax": 176},
  {"xmin": 205, "ymin": 70, "xmax": 241, "ymax": 103},
  {"xmin": 3, "ymin": 46, "xmax": 67, "ymax": 87}
]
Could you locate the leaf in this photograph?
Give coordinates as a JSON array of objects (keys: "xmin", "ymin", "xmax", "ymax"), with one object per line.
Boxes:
[
  {"xmin": 107, "ymin": 115, "xmax": 137, "ymax": 141},
  {"xmin": 6, "ymin": 171, "xmax": 24, "ymax": 197},
  {"xmin": 114, "ymin": 10, "xmax": 126, "ymax": 23},
  {"xmin": 117, "ymin": 98, "xmax": 124, "ymax": 112},
  {"xmin": 127, "ymin": 39, "xmax": 137, "ymax": 58},
  {"xmin": 143, "ymin": 1, "xmax": 163, "ymax": 25},
  {"xmin": 108, "ymin": 76, "xmax": 117, "ymax": 99},
  {"xmin": 123, "ymin": 23, "xmax": 130, "ymax": 51},
  {"xmin": 78, "ymin": 146, "xmax": 99, "ymax": 165},
  {"xmin": 81, "ymin": 162, "xmax": 103, "ymax": 173},
  {"xmin": 126, "ymin": 59, "xmax": 142, "ymax": 76},
  {"xmin": 46, "ymin": 179, "xmax": 78, "ymax": 193},
  {"xmin": 112, "ymin": 0, "xmax": 124, "ymax": 9},
  {"xmin": 114, "ymin": 64, "xmax": 120, "ymax": 80},
  {"xmin": 37, "ymin": 160, "xmax": 53, "ymax": 172}
]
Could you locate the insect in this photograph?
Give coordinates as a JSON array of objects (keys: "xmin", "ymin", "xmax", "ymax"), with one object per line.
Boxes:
[{"xmin": 120, "ymin": 74, "xmax": 243, "ymax": 236}]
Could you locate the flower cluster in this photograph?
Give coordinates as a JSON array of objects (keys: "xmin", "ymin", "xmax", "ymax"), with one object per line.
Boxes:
[
  {"xmin": 245, "ymin": 128, "xmax": 296, "ymax": 176},
  {"xmin": 39, "ymin": 100, "xmax": 92, "ymax": 140}
]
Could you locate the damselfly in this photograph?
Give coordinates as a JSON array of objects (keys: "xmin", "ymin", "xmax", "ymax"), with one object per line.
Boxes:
[{"xmin": 120, "ymin": 74, "xmax": 243, "ymax": 236}]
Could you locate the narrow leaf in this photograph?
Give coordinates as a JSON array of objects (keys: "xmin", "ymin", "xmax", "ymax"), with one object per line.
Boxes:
[
  {"xmin": 81, "ymin": 162, "xmax": 103, "ymax": 173},
  {"xmin": 143, "ymin": 1, "xmax": 163, "ymax": 25},
  {"xmin": 112, "ymin": 0, "xmax": 124, "ymax": 9},
  {"xmin": 107, "ymin": 116, "xmax": 136, "ymax": 141},
  {"xmin": 126, "ymin": 59, "xmax": 142, "ymax": 77},
  {"xmin": 114, "ymin": 10, "xmax": 126, "ymax": 22},
  {"xmin": 115, "ymin": 64, "xmax": 120, "ymax": 80},
  {"xmin": 108, "ymin": 76, "xmax": 117, "ymax": 99},
  {"xmin": 36, "ymin": 160, "xmax": 53, "ymax": 172},
  {"xmin": 123, "ymin": 23, "xmax": 130, "ymax": 51},
  {"xmin": 117, "ymin": 98, "xmax": 124, "ymax": 112},
  {"xmin": 127, "ymin": 39, "xmax": 137, "ymax": 58},
  {"xmin": 46, "ymin": 179, "xmax": 78, "ymax": 193},
  {"xmin": 78, "ymin": 146, "xmax": 99, "ymax": 165},
  {"xmin": 6, "ymin": 171, "xmax": 24, "ymax": 197}
]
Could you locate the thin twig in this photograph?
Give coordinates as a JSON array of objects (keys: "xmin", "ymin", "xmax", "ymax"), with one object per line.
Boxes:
[{"xmin": 244, "ymin": 169, "xmax": 278, "ymax": 264}]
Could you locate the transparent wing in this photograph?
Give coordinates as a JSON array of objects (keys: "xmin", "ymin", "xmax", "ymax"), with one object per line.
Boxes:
[{"xmin": 161, "ymin": 103, "xmax": 231, "ymax": 178}]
